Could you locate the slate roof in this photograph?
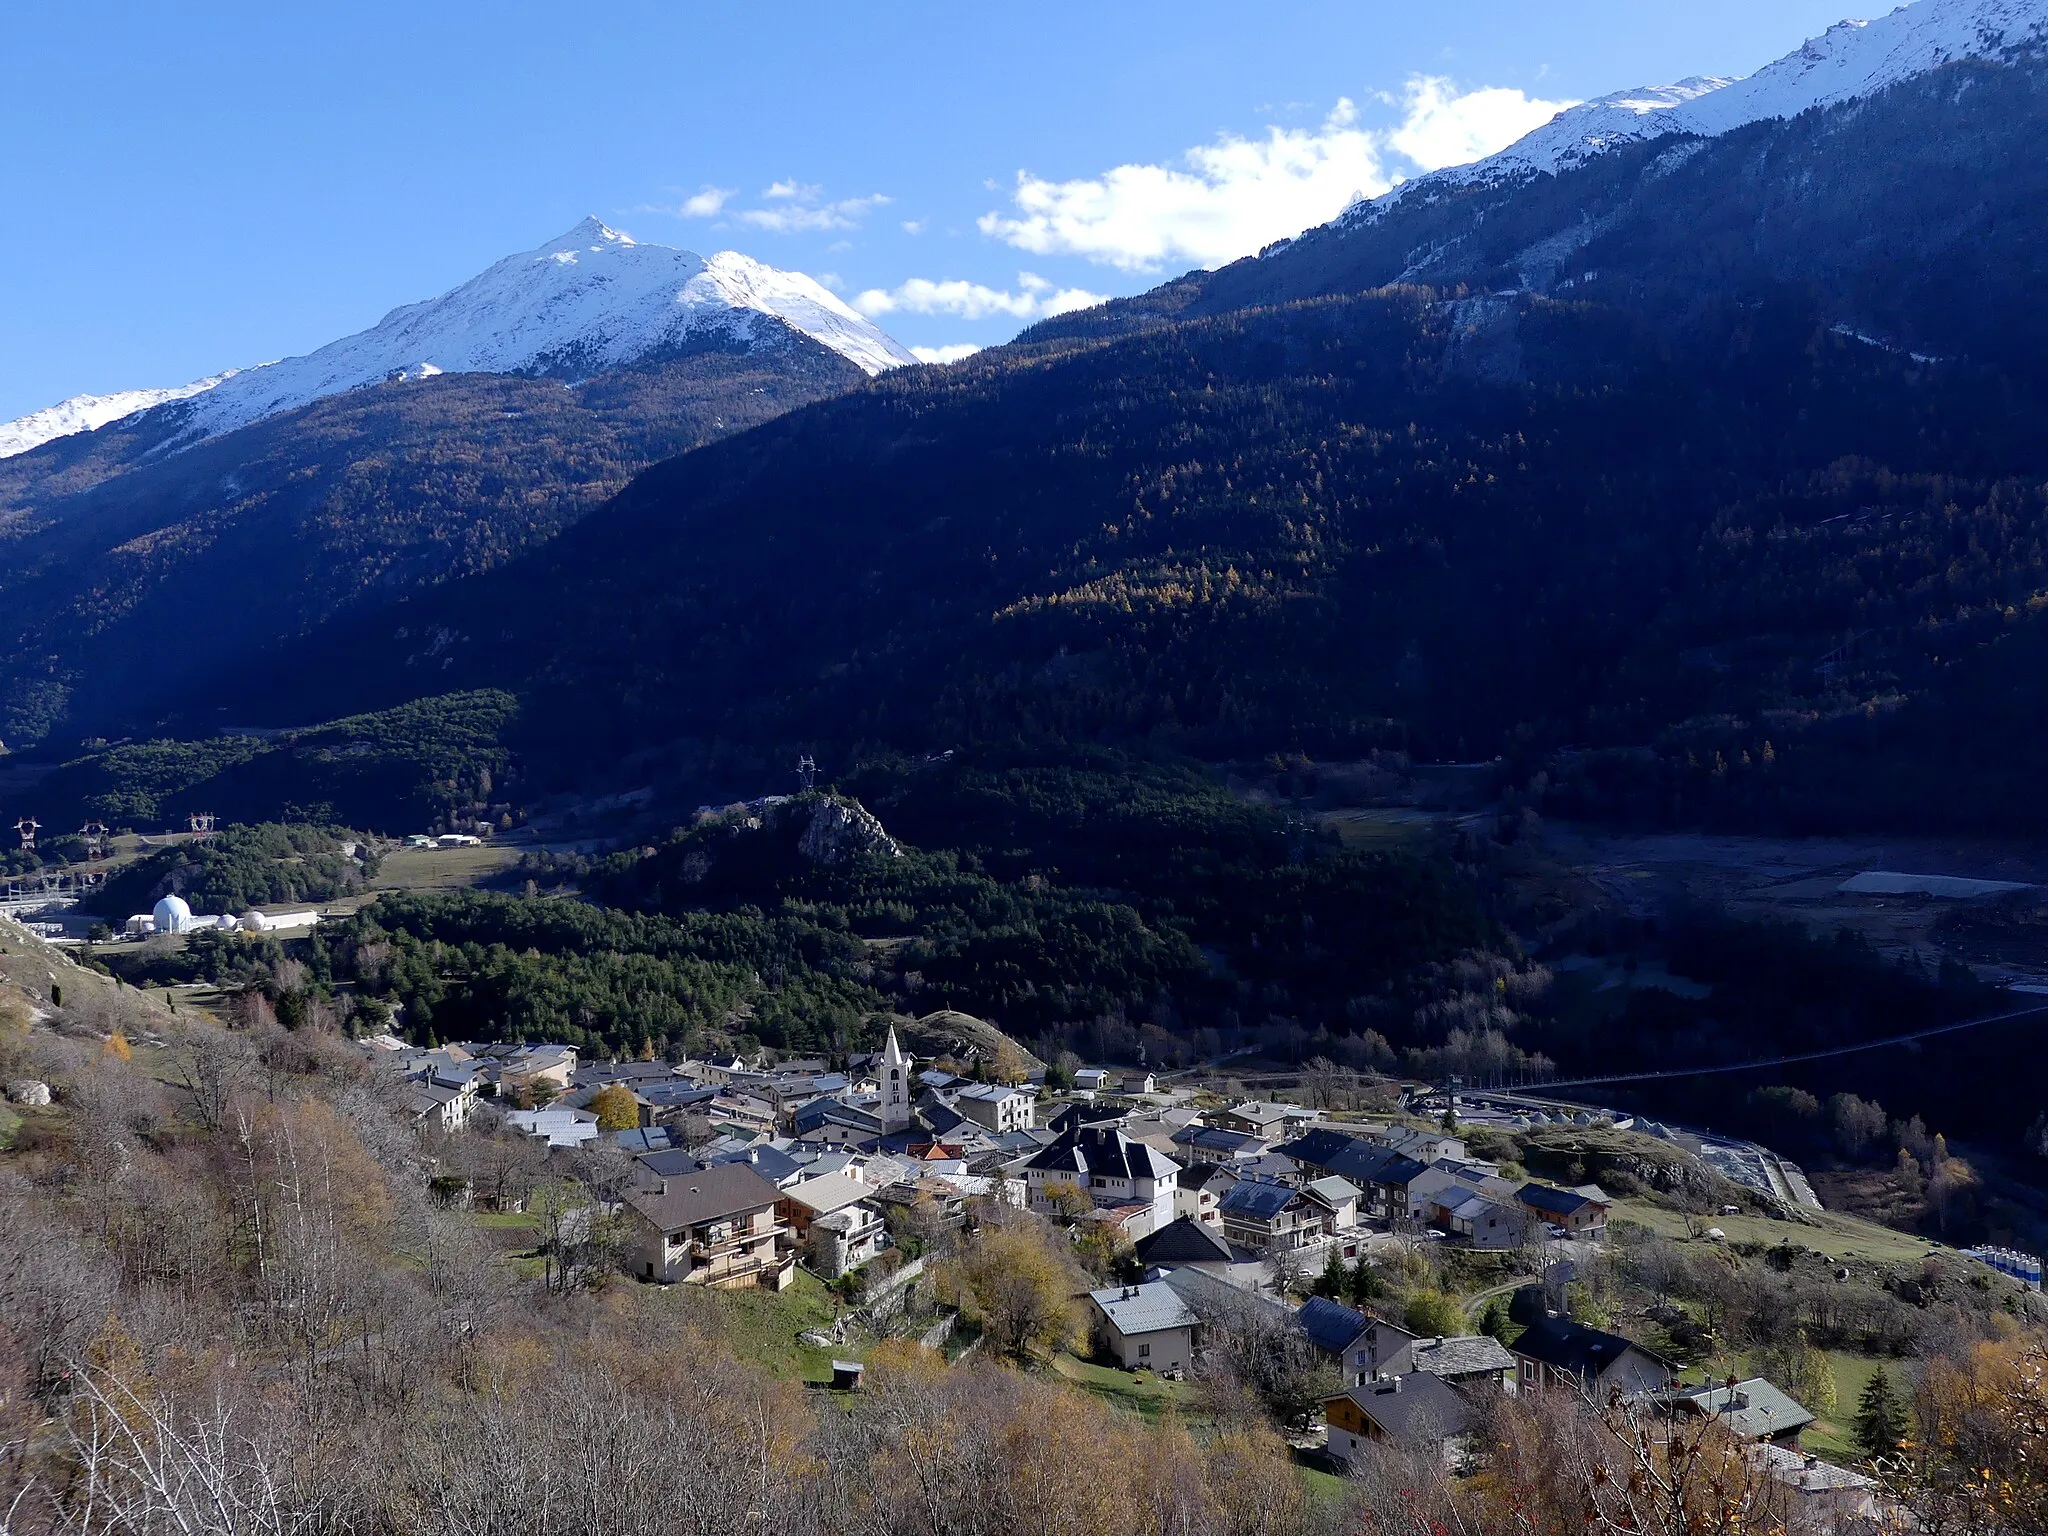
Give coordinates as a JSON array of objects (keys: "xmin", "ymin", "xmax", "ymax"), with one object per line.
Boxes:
[
  {"xmin": 1026, "ymin": 1126, "xmax": 1179, "ymax": 1180},
  {"xmin": 1329, "ymin": 1374, "xmax": 1475, "ymax": 1445},
  {"xmin": 623, "ymin": 1163, "xmax": 782, "ymax": 1234},
  {"xmin": 1178, "ymin": 1160, "xmax": 1238, "ymax": 1192},
  {"xmin": 1173, "ymin": 1125, "xmax": 1265, "ymax": 1157},
  {"xmin": 1749, "ymin": 1442, "xmax": 1877, "ymax": 1492},
  {"xmin": 636, "ymin": 1147, "xmax": 704, "ymax": 1180},
  {"xmin": 638, "ymin": 1081, "xmax": 720, "ymax": 1110},
  {"xmin": 1666, "ymin": 1378, "xmax": 1815, "ymax": 1441},
  {"xmin": 1275, "ymin": 1130, "xmax": 1427, "ymax": 1188},
  {"xmin": 1405, "ymin": 1335, "xmax": 1517, "ymax": 1380},
  {"xmin": 1090, "ymin": 1281, "xmax": 1199, "ymax": 1336},
  {"xmin": 741, "ymin": 1145, "xmax": 808, "ymax": 1183},
  {"xmin": 793, "ymin": 1098, "xmax": 883, "ymax": 1135},
  {"xmin": 1296, "ymin": 1296, "xmax": 1373, "ymax": 1354},
  {"xmin": 1510, "ymin": 1315, "xmax": 1672, "ymax": 1387},
  {"xmin": 1133, "ymin": 1216, "xmax": 1234, "ymax": 1265}
]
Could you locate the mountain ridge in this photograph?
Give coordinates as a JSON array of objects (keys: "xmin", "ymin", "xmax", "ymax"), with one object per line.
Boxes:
[
  {"xmin": 0, "ymin": 219, "xmax": 913, "ymax": 460},
  {"xmin": 1341, "ymin": 0, "xmax": 2048, "ymax": 223}
]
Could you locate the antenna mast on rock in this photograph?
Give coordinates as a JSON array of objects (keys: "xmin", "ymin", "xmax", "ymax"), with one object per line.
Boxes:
[{"xmin": 797, "ymin": 755, "xmax": 818, "ymax": 792}]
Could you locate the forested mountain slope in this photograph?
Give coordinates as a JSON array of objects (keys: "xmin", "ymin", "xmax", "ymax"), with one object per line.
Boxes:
[
  {"xmin": 218, "ymin": 275, "xmax": 2048, "ymax": 833},
  {"xmin": 0, "ymin": 334, "xmax": 869, "ymax": 747}
]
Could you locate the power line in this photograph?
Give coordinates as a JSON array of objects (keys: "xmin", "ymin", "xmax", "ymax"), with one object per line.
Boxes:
[{"xmin": 1535, "ymin": 998, "xmax": 2048, "ymax": 1091}]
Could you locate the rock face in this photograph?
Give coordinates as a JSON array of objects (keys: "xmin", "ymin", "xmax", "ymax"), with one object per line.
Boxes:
[
  {"xmin": 7, "ymin": 1079, "xmax": 51, "ymax": 1106},
  {"xmin": 796, "ymin": 798, "xmax": 902, "ymax": 864}
]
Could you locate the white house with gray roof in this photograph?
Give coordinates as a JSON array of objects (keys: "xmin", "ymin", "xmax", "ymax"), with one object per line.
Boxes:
[{"xmin": 1087, "ymin": 1280, "xmax": 1198, "ymax": 1373}]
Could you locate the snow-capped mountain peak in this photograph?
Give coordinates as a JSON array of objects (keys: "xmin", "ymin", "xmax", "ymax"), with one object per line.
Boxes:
[
  {"xmin": 0, "ymin": 372, "xmax": 239, "ymax": 460},
  {"xmin": 1, "ymin": 218, "xmax": 915, "ymax": 458},
  {"xmin": 1344, "ymin": 0, "xmax": 2048, "ymax": 224}
]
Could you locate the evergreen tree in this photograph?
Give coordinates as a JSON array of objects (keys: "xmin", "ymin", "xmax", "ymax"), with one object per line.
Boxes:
[
  {"xmin": 1314, "ymin": 1250, "xmax": 1348, "ymax": 1300},
  {"xmin": 1854, "ymin": 1368, "xmax": 1907, "ymax": 1461}
]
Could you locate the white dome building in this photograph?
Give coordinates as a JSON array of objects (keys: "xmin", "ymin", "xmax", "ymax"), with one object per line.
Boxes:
[{"xmin": 152, "ymin": 895, "xmax": 195, "ymax": 935}]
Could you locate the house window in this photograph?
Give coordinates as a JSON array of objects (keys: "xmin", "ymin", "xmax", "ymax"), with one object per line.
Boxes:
[{"xmin": 1139, "ymin": 1342, "xmax": 1151, "ymax": 1358}]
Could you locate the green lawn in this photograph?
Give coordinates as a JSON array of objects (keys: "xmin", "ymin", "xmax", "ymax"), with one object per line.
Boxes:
[
  {"xmin": 1613, "ymin": 1197, "xmax": 1938, "ymax": 1267},
  {"xmin": 704, "ymin": 1271, "xmax": 850, "ymax": 1383},
  {"xmin": 1705, "ymin": 1346, "xmax": 1894, "ymax": 1464},
  {"xmin": 1051, "ymin": 1352, "xmax": 1200, "ymax": 1420},
  {"xmin": 0, "ymin": 1103, "xmax": 19, "ymax": 1151},
  {"xmin": 472, "ymin": 1211, "xmax": 539, "ymax": 1232}
]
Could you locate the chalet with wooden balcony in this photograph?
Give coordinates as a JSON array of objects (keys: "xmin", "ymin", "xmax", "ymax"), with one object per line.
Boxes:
[{"xmin": 622, "ymin": 1162, "xmax": 793, "ymax": 1289}]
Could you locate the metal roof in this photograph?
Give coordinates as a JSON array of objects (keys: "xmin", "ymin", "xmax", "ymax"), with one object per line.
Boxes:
[
  {"xmin": 1297, "ymin": 1296, "xmax": 1373, "ymax": 1354},
  {"xmin": 1217, "ymin": 1179, "xmax": 1303, "ymax": 1220},
  {"xmin": 1666, "ymin": 1377, "xmax": 1815, "ymax": 1441},
  {"xmin": 1090, "ymin": 1281, "xmax": 1199, "ymax": 1337}
]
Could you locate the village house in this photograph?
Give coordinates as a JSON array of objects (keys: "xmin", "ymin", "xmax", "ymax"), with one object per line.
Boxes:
[
  {"xmin": 951, "ymin": 1081, "xmax": 1036, "ymax": 1134},
  {"xmin": 777, "ymin": 1169, "xmax": 881, "ymax": 1250},
  {"xmin": 805, "ymin": 1204, "xmax": 887, "ymax": 1278},
  {"xmin": 1437, "ymin": 1190, "xmax": 1531, "ymax": 1249},
  {"xmin": 1404, "ymin": 1158, "xmax": 1516, "ymax": 1221},
  {"xmin": 1510, "ymin": 1313, "xmax": 1675, "ymax": 1397},
  {"xmin": 1660, "ymin": 1377, "xmax": 1815, "ymax": 1447},
  {"xmin": 621, "ymin": 1162, "xmax": 793, "ymax": 1289},
  {"xmin": 1748, "ymin": 1442, "xmax": 1882, "ymax": 1530},
  {"xmin": 1072, "ymin": 1068, "xmax": 1113, "ymax": 1093},
  {"xmin": 1087, "ymin": 1281, "xmax": 1199, "ymax": 1374},
  {"xmin": 1298, "ymin": 1297, "xmax": 1418, "ymax": 1387},
  {"xmin": 1386, "ymin": 1335, "xmax": 1519, "ymax": 1395},
  {"xmin": 1275, "ymin": 1130, "xmax": 1430, "ymax": 1221},
  {"xmin": 1175, "ymin": 1161, "xmax": 1239, "ymax": 1226},
  {"xmin": 1133, "ymin": 1214, "xmax": 1236, "ymax": 1274},
  {"xmin": 1023, "ymin": 1125, "xmax": 1181, "ymax": 1237},
  {"xmin": 1517, "ymin": 1182, "xmax": 1612, "ymax": 1241},
  {"xmin": 1302, "ymin": 1174, "xmax": 1362, "ymax": 1232},
  {"xmin": 1210, "ymin": 1101, "xmax": 1316, "ymax": 1138},
  {"xmin": 1322, "ymin": 1374, "xmax": 1476, "ymax": 1466},
  {"xmin": 1216, "ymin": 1178, "xmax": 1325, "ymax": 1253},
  {"xmin": 1360, "ymin": 1124, "xmax": 1467, "ymax": 1165}
]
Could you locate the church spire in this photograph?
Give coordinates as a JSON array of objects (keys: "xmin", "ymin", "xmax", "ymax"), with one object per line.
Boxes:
[{"xmin": 879, "ymin": 1024, "xmax": 913, "ymax": 1133}]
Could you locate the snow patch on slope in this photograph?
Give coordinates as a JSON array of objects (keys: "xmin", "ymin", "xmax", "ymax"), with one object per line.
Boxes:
[
  {"xmin": 171, "ymin": 218, "xmax": 916, "ymax": 443},
  {"xmin": 0, "ymin": 372, "xmax": 238, "ymax": 460},
  {"xmin": 6, "ymin": 219, "xmax": 915, "ymax": 457},
  {"xmin": 1342, "ymin": 0, "xmax": 2048, "ymax": 224}
]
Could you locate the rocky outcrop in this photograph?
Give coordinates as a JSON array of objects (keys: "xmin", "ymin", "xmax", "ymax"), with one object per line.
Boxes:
[{"xmin": 795, "ymin": 797, "xmax": 902, "ymax": 864}]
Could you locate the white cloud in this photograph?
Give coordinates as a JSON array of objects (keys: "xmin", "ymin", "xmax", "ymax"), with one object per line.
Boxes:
[
  {"xmin": 911, "ymin": 344, "xmax": 983, "ymax": 365},
  {"xmin": 735, "ymin": 189, "xmax": 891, "ymax": 233},
  {"xmin": 978, "ymin": 81, "xmax": 1577, "ymax": 273},
  {"xmin": 678, "ymin": 186, "xmax": 734, "ymax": 218},
  {"xmin": 1387, "ymin": 76, "xmax": 1573, "ymax": 172},
  {"xmin": 852, "ymin": 272, "xmax": 1107, "ymax": 322},
  {"xmin": 901, "ymin": 219, "xmax": 928, "ymax": 236}
]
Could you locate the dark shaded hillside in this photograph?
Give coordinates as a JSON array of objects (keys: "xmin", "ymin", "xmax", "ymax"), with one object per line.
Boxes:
[
  {"xmin": 1031, "ymin": 57, "xmax": 2048, "ymax": 383},
  {"xmin": 206, "ymin": 280, "xmax": 2048, "ymax": 835},
  {"xmin": 0, "ymin": 331, "xmax": 867, "ymax": 746}
]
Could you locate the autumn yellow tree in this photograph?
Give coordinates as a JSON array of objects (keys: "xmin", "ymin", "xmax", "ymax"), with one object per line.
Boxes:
[
  {"xmin": 936, "ymin": 1218, "xmax": 1081, "ymax": 1362},
  {"xmin": 589, "ymin": 1084, "xmax": 640, "ymax": 1132}
]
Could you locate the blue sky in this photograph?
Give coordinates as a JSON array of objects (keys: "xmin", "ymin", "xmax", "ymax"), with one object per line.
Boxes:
[{"xmin": 3, "ymin": 0, "xmax": 1863, "ymax": 418}]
